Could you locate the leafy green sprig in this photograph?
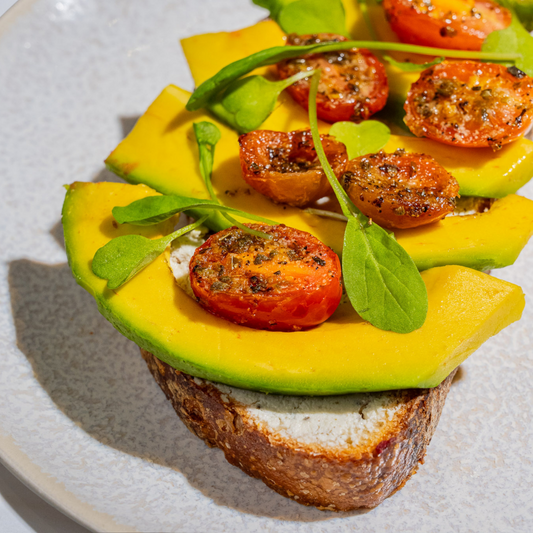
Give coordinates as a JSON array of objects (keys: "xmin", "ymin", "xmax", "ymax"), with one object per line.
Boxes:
[
  {"xmin": 253, "ymin": 0, "xmax": 348, "ymax": 36},
  {"xmin": 92, "ymin": 216, "xmax": 209, "ymax": 289},
  {"xmin": 208, "ymin": 69, "xmax": 315, "ymax": 134},
  {"xmin": 329, "ymin": 121, "xmax": 391, "ymax": 159},
  {"xmin": 92, "ymin": 196, "xmax": 278, "ymax": 289},
  {"xmin": 308, "ymin": 70, "xmax": 428, "ymax": 333},
  {"xmin": 186, "ymin": 40, "xmax": 520, "ymax": 112},
  {"xmin": 112, "ymin": 196, "xmax": 277, "ymax": 227},
  {"xmin": 193, "ymin": 121, "xmax": 273, "ymax": 239}
]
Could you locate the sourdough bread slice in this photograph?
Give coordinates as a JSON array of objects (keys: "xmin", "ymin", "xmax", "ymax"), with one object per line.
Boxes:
[{"xmin": 141, "ymin": 349, "xmax": 456, "ymax": 511}]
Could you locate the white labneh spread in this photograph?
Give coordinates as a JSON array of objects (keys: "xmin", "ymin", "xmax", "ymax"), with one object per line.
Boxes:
[
  {"xmin": 168, "ymin": 224, "xmax": 207, "ymax": 297},
  {"xmin": 210, "ymin": 380, "xmax": 402, "ymax": 449}
]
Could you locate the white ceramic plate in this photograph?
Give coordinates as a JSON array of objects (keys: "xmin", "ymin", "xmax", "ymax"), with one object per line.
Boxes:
[{"xmin": 1, "ymin": 1, "xmax": 533, "ymax": 531}]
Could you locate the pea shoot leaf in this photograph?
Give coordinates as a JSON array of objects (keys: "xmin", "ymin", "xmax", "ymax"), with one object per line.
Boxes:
[
  {"xmin": 209, "ymin": 71, "xmax": 314, "ymax": 133},
  {"xmin": 193, "ymin": 121, "xmax": 274, "ymax": 239},
  {"xmin": 193, "ymin": 121, "xmax": 220, "ymax": 201},
  {"xmin": 308, "ymin": 70, "xmax": 428, "ymax": 333},
  {"xmin": 253, "ymin": 0, "xmax": 346, "ymax": 35},
  {"xmin": 278, "ymin": 0, "xmax": 347, "ymax": 35},
  {"xmin": 252, "ymin": 0, "xmax": 295, "ymax": 19},
  {"xmin": 329, "ymin": 121, "xmax": 391, "ymax": 159},
  {"xmin": 342, "ymin": 218, "xmax": 428, "ymax": 333},
  {"xmin": 92, "ymin": 216, "xmax": 208, "ymax": 289},
  {"xmin": 482, "ymin": 10, "xmax": 533, "ymax": 76},
  {"xmin": 383, "ymin": 55, "xmax": 445, "ymax": 72},
  {"xmin": 113, "ymin": 195, "xmax": 278, "ymax": 227},
  {"xmin": 186, "ymin": 40, "xmax": 519, "ymax": 112}
]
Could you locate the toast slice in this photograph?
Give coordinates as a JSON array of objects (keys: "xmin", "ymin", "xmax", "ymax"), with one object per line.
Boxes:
[{"xmin": 141, "ymin": 349, "xmax": 456, "ymax": 511}]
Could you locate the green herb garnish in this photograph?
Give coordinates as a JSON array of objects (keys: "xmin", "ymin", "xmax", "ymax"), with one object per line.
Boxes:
[
  {"xmin": 482, "ymin": 8, "xmax": 533, "ymax": 76},
  {"xmin": 193, "ymin": 121, "xmax": 273, "ymax": 239},
  {"xmin": 93, "ymin": 195, "xmax": 278, "ymax": 289},
  {"xmin": 186, "ymin": 41, "xmax": 520, "ymax": 112},
  {"xmin": 208, "ymin": 70, "xmax": 314, "ymax": 133},
  {"xmin": 308, "ymin": 70, "xmax": 428, "ymax": 333},
  {"xmin": 279, "ymin": 0, "xmax": 347, "ymax": 36},
  {"xmin": 383, "ymin": 55, "xmax": 445, "ymax": 72},
  {"xmin": 193, "ymin": 121, "xmax": 220, "ymax": 201},
  {"xmin": 253, "ymin": 0, "xmax": 347, "ymax": 35},
  {"xmin": 92, "ymin": 216, "xmax": 209, "ymax": 289},
  {"xmin": 112, "ymin": 196, "xmax": 277, "ymax": 227},
  {"xmin": 329, "ymin": 121, "xmax": 391, "ymax": 159}
]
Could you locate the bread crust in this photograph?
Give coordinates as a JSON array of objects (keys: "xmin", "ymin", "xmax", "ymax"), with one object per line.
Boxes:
[{"xmin": 141, "ymin": 349, "xmax": 456, "ymax": 511}]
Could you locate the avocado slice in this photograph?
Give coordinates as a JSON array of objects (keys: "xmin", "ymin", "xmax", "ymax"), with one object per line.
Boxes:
[
  {"xmin": 179, "ymin": 20, "xmax": 533, "ymax": 198},
  {"xmin": 62, "ymin": 181, "xmax": 525, "ymax": 395},
  {"xmin": 105, "ymin": 85, "xmax": 533, "ymax": 271}
]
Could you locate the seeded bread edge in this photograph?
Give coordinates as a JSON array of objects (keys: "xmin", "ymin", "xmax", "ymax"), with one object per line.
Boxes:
[{"xmin": 141, "ymin": 349, "xmax": 456, "ymax": 511}]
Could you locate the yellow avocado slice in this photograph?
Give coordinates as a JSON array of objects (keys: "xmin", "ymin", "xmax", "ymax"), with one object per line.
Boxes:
[
  {"xmin": 105, "ymin": 84, "xmax": 533, "ymax": 270},
  {"xmin": 62, "ymin": 181, "xmax": 525, "ymax": 394},
  {"xmin": 180, "ymin": 19, "xmax": 533, "ymax": 198}
]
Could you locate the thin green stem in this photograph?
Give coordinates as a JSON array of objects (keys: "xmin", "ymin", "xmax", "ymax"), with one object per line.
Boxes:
[
  {"xmin": 305, "ymin": 208, "xmax": 348, "ymax": 222},
  {"xmin": 188, "ymin": 40, "xmax": 520, "ymax": 111},
  {"xmin": 304, "ymin": 40, "xmax": 519, "ymax": 60},
  {"xmin": 308, "ymin": 70, "xmax": 361, "ymax": 220},
  {"xmin": 222, "ymin": 212, "xmax": 272, "ymax": 239},
  {"xmin": 277, "ymin": 68, "xmax": 318, "ymax": 91},
  {"xmin": 165, "ymin": 215, "xmax": 210, "ymax": 244}
]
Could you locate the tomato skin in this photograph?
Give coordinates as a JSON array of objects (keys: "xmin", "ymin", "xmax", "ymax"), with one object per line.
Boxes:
[
  {"xmin": 404, "ymin": 61, "xmax": 533, "ymax": 149},
  {"xmin": 239, "ymin": 129, "xmax": 348, "ymax": 207},
  {"xmin": 341, "ymin": 150, "xmax": 459, "ymax": 229},
  {"xmin": 189, "ymin": 224, "xmax": 342, "ymax": 331},
  {"xmin": 383, "ymin": 0, "xmax": 511, "ymax": 51},
  {"xmin": 277, "ymin": 34, "xmax": 389, "ymax": 123}
]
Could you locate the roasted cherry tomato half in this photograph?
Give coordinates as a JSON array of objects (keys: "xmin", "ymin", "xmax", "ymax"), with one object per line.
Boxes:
[
  {"xmin": 189, "ymin": 224, "xmax": 342, "ymax": 331},
  {"xmin": 383, "ymin": 0, "xmax": 511, "ymax": 51},
  {"xmin": 277, "ymin": 34, "xmax": 389, "ymax": 123},
  {"xmin": 404, "ymin": 61, "xmax": 533, "ymax": 149},
  {"xmin": 238, "ymin": 129, "xmax": 348, "ymax": 207},
  {"xmin": 341, "ymin": 149, "xmax": 460, "ymax": 229}
]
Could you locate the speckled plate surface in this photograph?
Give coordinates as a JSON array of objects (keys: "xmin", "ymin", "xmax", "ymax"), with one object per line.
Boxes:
[{"xmin": 1, "ymin": 1, "xmax": 533, "ymax": 531}]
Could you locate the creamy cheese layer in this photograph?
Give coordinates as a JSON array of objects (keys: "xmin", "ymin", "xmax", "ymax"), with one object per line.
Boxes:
[{"xmin": 213, "ymin": 380, "xmax": 404, "ymax": 449}]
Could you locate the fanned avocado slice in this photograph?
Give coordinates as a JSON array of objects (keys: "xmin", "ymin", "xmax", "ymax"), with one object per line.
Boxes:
[
  {"xmin": 105, "ymin": 85, "xmax": 533, "ymax": 271},
  {"xmin": 61, "ymin": 181, "xmax": 525, "ymax": 395}
]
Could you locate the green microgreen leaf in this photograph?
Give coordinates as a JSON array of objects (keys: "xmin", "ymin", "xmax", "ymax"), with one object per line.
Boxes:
[
  {"xmin": 253, "ymin": 0, "xmax": 347, "ymax": 35},
  {"xmin": 277, "ymin": 0, "xmax": 347, "ymax": 36},
  {"xmin": 329, "ymin": 121, "xmax": 391, "ymax": 159},
  {"xmin": 252, "ymin": 0, "xmax": 296, "ymax": 19},
  {"xmin": 186, "ymin": 40, "xmax": 520, "ymax": 112},
  {"xmin": 308, "ymin": 70, "xmax": 428, "ymax": 333},
  {"xmin": 342, "ymin": 218, "xmax": 428, "ymax": 333},
  {"xmin": 113, "ymin": 195, "xmax": 278, "ymax": 227},
  {"xmin": 209, "ymin": 70, "xmax": 314, "ymax": 133},
  {"xmin": 193, "ymin": 121, "xmax": 221, "ymax": 201},
  {"xmin": 482, "ymin": 9, "xmax": 533, "ymax": 76},
  {"xmin": 383, "ymin": 55, "xmax": 445, "ymax": 72},
  {"xmin": 92, "ymin": 216, "xmax": 209, "ymax": 289},
  {"xmin": 193, "ymin": 121, "xmax": 274, "ymax": 240}
]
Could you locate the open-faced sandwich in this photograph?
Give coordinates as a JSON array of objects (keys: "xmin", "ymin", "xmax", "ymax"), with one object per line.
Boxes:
[{"xmin": 62, "ymin": 0, "xmax": 533, "ymax": 511}]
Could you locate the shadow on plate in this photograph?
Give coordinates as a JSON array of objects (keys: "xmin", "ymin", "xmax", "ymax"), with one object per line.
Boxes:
[{"xmin": 8, "ymin": 258, "xmax": 371, "ymax": 522}]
